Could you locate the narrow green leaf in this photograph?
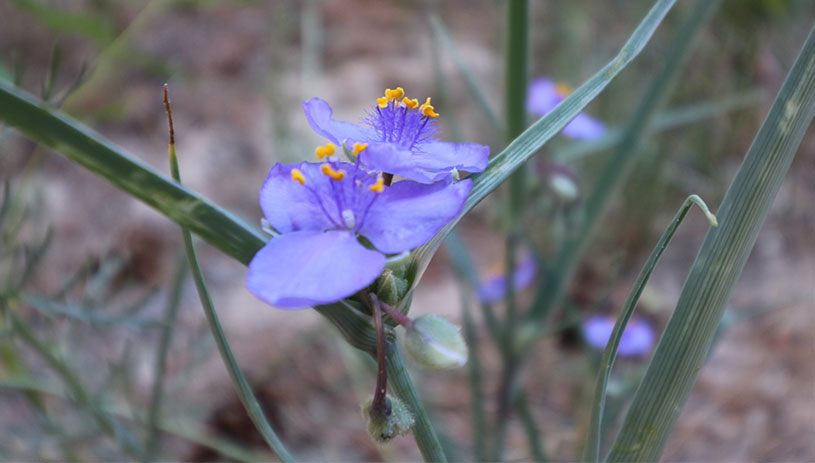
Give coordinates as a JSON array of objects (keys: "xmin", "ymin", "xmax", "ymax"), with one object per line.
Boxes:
[
  {"xmin": 0, "ymin": 82, "xmax": 266, "ymax": 265},
  {"xmin": 552, "ymin": 91, "xmax": 763, "ymax": 164},
  {"xmin": 582, "ymin": 195, "xmax": 717, "ymax": 462},
  {"xmin": 608, "ymin": 26, "xmax": 815, "ymax": 462},
  {"xmin": 523, "ymin": 0, "xmax": 722, "ymax": 329},
  {"xmin": 409, "ymin": 0, "xmax": 679, "ymax": 283}
]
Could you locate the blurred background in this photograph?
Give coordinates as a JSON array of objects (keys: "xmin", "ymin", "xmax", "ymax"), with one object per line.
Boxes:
[{"xmin": 0, "ymin": 0, "xmax": 813, "ymax": 460}]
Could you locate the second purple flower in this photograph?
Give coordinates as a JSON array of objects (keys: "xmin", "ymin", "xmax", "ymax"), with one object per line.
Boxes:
[{"xmin": 304, "ymin": 87, "xmax": 490, "ymax": 183}]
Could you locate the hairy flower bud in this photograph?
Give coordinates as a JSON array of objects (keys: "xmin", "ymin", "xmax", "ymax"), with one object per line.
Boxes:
[
  {"xmin": 374, "ymin": 268, "xmax": 409, "ymax": 308},
  {"xmin": 405, "ymin": 314, "xmax": 468, "ymax": 369},
  {"xmin": 361, "ymin": 395, "xmax": 414, "ymax": 443}
]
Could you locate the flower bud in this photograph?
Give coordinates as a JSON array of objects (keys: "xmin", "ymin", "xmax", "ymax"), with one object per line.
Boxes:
[
  {"xmin": 405, "ymin": 314, "xmax": 468, "ymax": 369},
  {"xmin": 361, "ymin": 395, "xmax": 414, "ymax": 443},
  {"xmin": 540, "ymin": 164, "xmax": 581, "ymax": 204},
  {"xmin": 374, "ymin": 268, "xmax": 409, "ymax": 307}
]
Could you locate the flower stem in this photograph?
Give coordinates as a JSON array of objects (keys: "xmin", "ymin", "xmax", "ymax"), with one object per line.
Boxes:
[
  {"xmin": 369, "ymin": 293, "xmax": 389, "ymax": 415},
  {"xmin": 386, "ymin": 342, "xmax": 448, "ymax": 462},
  {"xmin": 494, "ymin": 0, "xmax": 529, "ymax": 460},
  {"xmin": 378, "ymin": 299, "xmax": 412, "ymax": 327}
]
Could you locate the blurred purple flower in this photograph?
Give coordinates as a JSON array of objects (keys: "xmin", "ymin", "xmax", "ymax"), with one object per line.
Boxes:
[
  {"xmin": 477, "ymin": 254, "xmax": 537, "ymax": 304},
  {"xmin": 582, "ymin": 315, "xmax": 655, "ymax": 357},
  {"xmin": 247, "ymin": 158, "xmax": 471, "ymax": 309},
  {"xmin": 527, "ymin": 78, "xmax": 606, "ymax": 140},
  {"xmin": 304, "ymin": 87, "xmax": 489, "ymax": 183}
]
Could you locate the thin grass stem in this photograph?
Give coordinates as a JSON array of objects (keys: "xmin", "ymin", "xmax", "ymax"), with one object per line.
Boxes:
[
  {"xmin": 145, "ymin": 256, "xmax": 187, "ymax": 460},
  {"xmin": 7, "ymin": 309, "xmax": 146, "ymax": 459},
  {"xmin": 164, "ymin": 87, "xmax": 294, "ymax": 463},
  {"xmin": 581, "ymin": 195, "xmax": 717, "ymax": 462}
]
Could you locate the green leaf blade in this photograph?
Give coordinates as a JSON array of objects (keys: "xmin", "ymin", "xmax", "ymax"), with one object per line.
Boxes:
[
  {"xmin": 0, "ymin": 82, "xmax": 266, "ymax": 265},
  {"xmin": 608, "ymin": 26, "xmax": 815, "ymax": 462}
]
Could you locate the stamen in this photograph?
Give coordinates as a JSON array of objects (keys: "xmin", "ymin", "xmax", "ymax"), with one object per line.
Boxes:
[
  {"xmin": 352, "ymin": 142, "xmax": 368, "ymax": 155},
  {"xmin": 291, "ymin": 169, "xmax": 306, "ymax": 185},
  {"xmin": 341, "ymin": 209, "xmax": 356, "ymax": 230},
  {"xmin": 315, "ymin": 142, "xmax": 336, "ymax": 159},
  {"xmin": 402, "ymin": 97, "xmax": 419, "ymax": 109},
  {"xmin": 420, "ymin": 97, "xmax": 439, "ymax": 118},
  {"xmin": 320, "ymin": 163, "xmax": 346, "ymax": 181},
  {"xmin": 369, "ymin": 177, "xmax": 385, "ymax": 193},
  {"xmin": 385, "ymin": 87, "xmax": 405, "ymax": 101},
  {"xmin": 377, "ymin": 97, "xmax": 388, "ymax": 108},
  {"xmin": 555, "ymin": 82, "xmax": 573, "ymax": 98}
]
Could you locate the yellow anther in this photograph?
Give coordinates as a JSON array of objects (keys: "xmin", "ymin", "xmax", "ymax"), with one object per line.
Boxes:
[
  {"xmin": 555, "ymin": 82, "xmax": 573, "ymax": 98},
  {"xmin": 420, "ymin": 97, "xmax": 439, "ymax": 118},
  {"xmin": 352, "ymin": 142, "xmax": 368, "ymax": 155},
  {"xmin": 385, "ymin": 87, "xmax": 405, "ymax": 101},
  {"xmin": 320, "ymin": 163, "xmax": 346, "ymax": 181},
  {"xmin": 402, "ymin": 97, "xmax": 419, "ymax": 109},
  {"xmin": 291, "ymin": 169, "xmax": 306, "ymax": 185},
  {"xmin": 369, "ymin": 177, "xmax": 385, "ymax": 193},
  {"xmin": 315, "ymin": 142, "xmax": 336, "ymax": 159},
  {"xmin": 377, "ymin": 96, "xmax": 388, "ymax": 108}
]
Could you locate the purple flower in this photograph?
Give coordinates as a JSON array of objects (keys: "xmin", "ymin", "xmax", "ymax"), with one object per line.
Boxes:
[
  {"xmin": 582, "ymin": 315, "xmax": 655, "ymax": 357},
  {"xmin": 477, "ymin": 253, "xmax": 537, "ymax": 304},
  {"xmin": 247, "ymin": 157, "xmax": 472, "ymax": 309},
  {"xmin": 527, "ymin": 78, "xmax": 606, "ymax": 140},
  {"xmin": 304, "ymin": 87, "xmax": 489, "ymax": 183}
]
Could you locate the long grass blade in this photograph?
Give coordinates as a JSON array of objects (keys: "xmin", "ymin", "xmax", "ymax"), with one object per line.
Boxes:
[
  {"xmin": 553, "ymin": 91, "xmax": 763, "ymax": 163},
  {"xmin": 582, "ymin": 195, "xmax": 717, "ymax": 462},
  {"xmin": 0, "ymin": 81, "xmax": 266, "ymax": 265},
  {"xmin": 608, "ymin": 26, "xmax": 815, "ymax": 462},
  {"xmin": 409, "ymin": 0, "xmax": 679, "ymax": 281},
  {"xmin": 524, "ymin": 0, "xmax": 722, "ymax": 329}
]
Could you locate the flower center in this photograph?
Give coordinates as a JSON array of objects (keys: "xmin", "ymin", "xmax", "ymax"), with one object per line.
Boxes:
[
  {"xmin": 366, "ymin": 87, "xmax": 439, "ymax": 151},
  {"xmin": 341, "ymin": 209, "xmax": 356, "ymax": 230},
  {"xmin": 555, "ymin": 82, "xmax": 573, "ymax": 99},
  {"xmin": 289, "ymin": 157, "xmax": 386, "ymax": 233}
]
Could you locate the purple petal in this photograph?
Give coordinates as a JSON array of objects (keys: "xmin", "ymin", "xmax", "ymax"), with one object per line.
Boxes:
[
  {"xmin": 563, "ymin": 113, "xmax": 606, "ymax": 140},
  {"xmin": 360, "ymin": 144, "xmax": 448, "ymax": 184},
  {"xmin": 361, "ymin": 142, "xmax": 488, "ymax": 184},
  {"xmin": 526, "ymin": 78, "xmax": 561, "ymax": 116},
  {"xmin": 259, "ymin": 162, "xmax": 340, "ymax": 233},
  {"xmin": 417, "ymin": 142, "xmax": 489, "ymax": 174},
  {"xmin": 247, "ymin": 230, "xmax": 385, "ymax": 309},
  {"xmin": 477, "ymin": 276, "xmax": 508, "ymax": 304},
  {"xmin": 303, "ymin": 98, "xmax": 372, "ymax": 147},
  {"xmin": 617, "ymin": 318, "xmax": 655, "ymax": 356},
  {"xmin": 582, "ymin": 315, "xmax": 654, "ymax": 357},
  {"xmin": 359, "ymin": 178, "xmax": 472, "ymax": 254},
  {"xmin": 477, "ymin": 254, "xmax": 537, "ymax": 304},
  {"xmin": 513, "ymin": 254, "xmax": 537, "ymax": 289}
]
